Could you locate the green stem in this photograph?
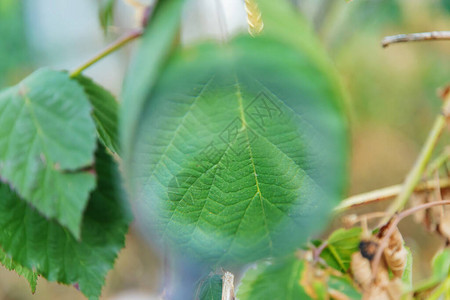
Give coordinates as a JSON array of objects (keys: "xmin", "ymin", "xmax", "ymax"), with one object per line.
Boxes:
[
  {"xmin": 381, "ymin": 99, "xmax": 450, "ymax": 224},
  {"xmin": 426, "ymin": 148, "xmax": 450, "ymax": 177},
  {"xmin": 70, "ymin": 29, "xmax": 143, "ymax": 78},
  {"xmin": 427, "ymin": 277, "xmax": 450, "ymax": 300}
]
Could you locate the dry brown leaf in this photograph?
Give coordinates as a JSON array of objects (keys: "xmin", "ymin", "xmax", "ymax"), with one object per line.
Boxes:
[
  {"xmin": 384, "ymin": 247, "xmax": 407, "ymax": 278},
  {"xmin": 381, "ymin": 226, "xmax": 407, "ymax": 278},
  {"xmin": 351, "ymin": 252, "xmax": 372, "ymax": 290},
  {"xmin": 385, "ymin": 278, "xmax": 403, "ymax": 300},
  {"xmin": 363, "ymin": 285, "xmax": 390, "ymax": 300},
  {"xmin": 328, "ymin": 288, "xmax": 351, "ymax": 300}
]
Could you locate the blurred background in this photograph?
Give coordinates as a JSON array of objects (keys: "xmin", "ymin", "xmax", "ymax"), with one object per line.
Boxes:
[{"xmin": 0, "ymin": 0, "xmax": 449, "ymax": 299}]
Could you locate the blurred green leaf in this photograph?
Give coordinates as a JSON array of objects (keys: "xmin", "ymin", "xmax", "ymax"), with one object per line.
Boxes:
[
  {"xmin": 320, "ymin": 228, "xmax": 362, "ymax": 272},
  {"xmin": 0, "ymin": 248, "xmax": 38, "ymax": 293},
  {"xmin": 196, "ymin": 274, "xmax": 222, "ymax": 300},
  {"xmin": 401, "ymin": 247, "xmax": 413, "ymax": 289},
  {"xmin": 0, "ymin": 1, "xmax": 30, "ymax": 87},
  {"xmin": 121, "ymin": 0, "xmax": 187, "ymax": 166},
  {"xmin": 415, "ymin": 249, "xmax": 450, "ymax": 293},
  {"xmin": 431, "ymin": 248, "xmax": 450, "ymax": 280},
  {"xmin": 99, "ymin": 0, "xmax": 116, "ymax": 34},
  {"xmin": 442, "ymin": 0, "xmax": 450, "ymax": 13},
  {"xmin": 328, "ymin": 275, "xmax": 361, "ymax": 300},
  {"xmin": 0, "ymin": 145, "xmax": 131, "ymax": 300},
  {"xmin": 237, "ymin": 256, "xmax": 310, "ymax": 299},
  {"xmin": 124, "ymin": 0, "xmax": 348, "ymax": 264},
  {"xmin": 75, "ymin": 75, "xmax": 120, "ymax": 154},
  {"xmin": 0, "ymin": 69, "xmax": 97, "ymax": 239}
]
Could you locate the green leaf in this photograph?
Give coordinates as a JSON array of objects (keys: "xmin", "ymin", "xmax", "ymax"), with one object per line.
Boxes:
[
  {"xmin": 99, "ymin": 0, "xmax": 115, "ymax": 34},
  {"xmin": 0, "ymin": 146, "xmax": 130, "ymax": 300},
  {"xmin": 121, "ymin": 0, "xmax": 187, "ymax": 167},
  {"xmin": 75, "ymin": 75, "xmax": 120, "ymax": 154},
  {"xmin": 401, "ymin": 247, "xmax": 413, "ymax": 289},
  {"xmin": 415, "ymin": 248, "xmax": 450, "ymax": 293},
  {"xmin": 196, "ymin": 274, "xmax": 222, "ymax": 300},
  {"xmin": 328, "ymin": 275, "xmax": 361, "ymax": 300},
  {"xmin": 320, "ymin": 228, "xmax": 362, "ymax": 272},
  {"xmin": 123, "ymin": 0, "xmax": 348, "ymax": 264},
  {"xmin": 0, "ymin": 68, "xmax": 97, "ymax": 238},
  {"xmin": 237, "ymin": 256, "xmax": 310, "ymax": 299},
  {"xmin": 443, "ymin": 0, "xmax": 450, "ymax": 13},
  {"xmin": 0, "ymin": 247, "xmax": 38, "ymax": 293}
]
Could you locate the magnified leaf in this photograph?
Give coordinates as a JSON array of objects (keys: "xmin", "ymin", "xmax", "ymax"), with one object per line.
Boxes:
[
  {"xmin": 196, "ymin": 274, "xmax": 222, "ymax": 300},
  {"xmin": 123, "ymin": 0, "xmax": 348, "ymax": 264},
  {"xmin": 121, "ymin": 0, "xmax": 187, "ymax": 164},
  {"xmin": 0, "ymin": 69, "xmax": 97, "ymax": 238}
]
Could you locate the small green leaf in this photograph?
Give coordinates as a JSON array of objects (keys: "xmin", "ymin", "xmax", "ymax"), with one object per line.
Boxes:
[
  {"xmin": 320, "ymin": 228, "xmax": 362, "ymax": 272},
  {"xmin": 0, "ymin": 247, "xmax": 38, "ymax": 293},
  {"xmin": 0, "ymin": 146, "xmax": 130, "ymax": 300},
  {"xmin": 431, "ymin": 248, "xmax": 450, "ymax": 280},
  {"xmin": 237, "ymin": 256, "xmax": 310, "ymax": 300},
  {"xmin": 328, "ymin": 275, "xmax": 361, "ymax": 300},
  {"xmin": 196, "ymin": 274, "xmax": 222, "ymax": 300},
  {"xmin": 75, "ymin": 75, "xmax": 120, "ymax": 154},
  {"xmin": 415, "ymin": 248, "xmax": 450, "ymax": 293},
  {"xmin": 0, "ymin": 68, "xmax": 97, "ymax": 238},
  {"xmin": 99, "ymin": 0, "xmax": 115, "ymax": 34},
  {"xmin": 401, "ymin": 247, "xmax": 413, "ymax": 289}
]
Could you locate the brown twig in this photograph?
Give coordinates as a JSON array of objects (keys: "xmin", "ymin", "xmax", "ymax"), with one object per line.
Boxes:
[
  {"xmin": 313, "ymin": 241, "xmax": 329, "ymax": 262},
  {"xmin": 382, "ymin": 31, "xmax": 450, "ymax": 48},
  {"xmin": 371, "ymin": 200, "xmax": 450, "ymax": 279},
  {"xmin": 335, "ymin": 177, "xmax": 450, "ymax": 213}
]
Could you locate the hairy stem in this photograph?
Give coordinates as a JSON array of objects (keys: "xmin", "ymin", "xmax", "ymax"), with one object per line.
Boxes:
[
  {"xmin": 70, "ymin": 29, "xmax": 143, "ymax": 78},
  {"xmin": 335, "ymin": 177, "xmax": 450, "ymax": 213}
]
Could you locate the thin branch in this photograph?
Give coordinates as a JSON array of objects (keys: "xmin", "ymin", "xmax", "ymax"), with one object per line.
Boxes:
[
  {"xmin": 371, "ymin": 200, "xmax": 450, "ymax": 278},
  {"xmin": 70, "ymin": 29, "xmax": 143, "ymax": 78},
  {"xmin": 382, "ymin": 31, "xmax": 450, "ymax": 48},
  {"xmin": 335, "ymin": 177, "xmax": 450, "ymax": 213},
  {"xmin": 313, "ymin": 241, "xmax": 329, "ymax": 262}
]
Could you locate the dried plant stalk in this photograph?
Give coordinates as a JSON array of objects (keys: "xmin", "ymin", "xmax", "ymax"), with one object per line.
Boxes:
[{"xmin": 244, "ymin": 0, "xmax": 264, "ymax": 36}]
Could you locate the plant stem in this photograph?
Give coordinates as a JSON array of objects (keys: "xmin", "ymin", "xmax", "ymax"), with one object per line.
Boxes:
[
  {"xmin": 426, "ymin": 148, "xmax": 450, "ymax": 178},
  {"xmin": 335, "ymin": 177, "xmax": 450, "ymax": 213},
  {"xmin": 70, "ymin": 29, "xmax": 143, "ymax": 78},
  {"xmin": 427, "ymin": 278, "xmax": 450, "ymax": 300},
  {"xmin": 380, "ymin": 99, "xmax": 450, "ymax": 224},
  {"xmin": 382, "ymin": 31, "xmax": 450, "ymax": 48}
]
